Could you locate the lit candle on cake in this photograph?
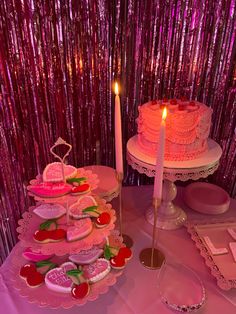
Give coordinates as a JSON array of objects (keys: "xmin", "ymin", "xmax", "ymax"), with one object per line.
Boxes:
[
  {"xmin": 114, "ymin": 82, "xmax": 123, "ymax": 175},
  {"xmin": 153, "ymin": 107, "xmax": 167, "ymax": 200}
]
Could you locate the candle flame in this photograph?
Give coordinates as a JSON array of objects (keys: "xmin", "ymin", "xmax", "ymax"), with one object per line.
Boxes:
[
  {"xmin": 162, "ymin": 107, "xmax": 167, "ymax": 121},
  {"xmin": 114, "ymin": 82, "xmax": 119, "ymax": 95}
]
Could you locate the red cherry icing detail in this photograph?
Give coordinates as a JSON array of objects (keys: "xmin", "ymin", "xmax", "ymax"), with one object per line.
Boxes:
[
  {"xmin": 117, "ymin": 247, "xmax": 132, "ymax": 259},
  {"xmin": 110, "ymin": 256, "xmax": 125, "ymax": 268},
  {"xmin": 50, "ymin": 229, "xmax": 66, "ymax": 240},
  {"xmin": 71, "ymin": 282, "xmax": 90, "ymax": 299},
  {"xmin": 26, "ymin": 271, "xmax": 44, "ymax": 286},
  {"xmin": 34, "ymin": 230, "xmax": 50, "ymax": 241},
  {"xmin": 20, "ymin": 264, "xmax": 37, "ymax": 278},
  {"xmin": 96, "ymin": 212, "xmax": 111, "ymax": 225},
  {"xmin": 71, "ymin": 184, "xmax": 90, "ymax": 193},
  {"xmin": 189, "ymin": 101, "xmax": 195, "ymax": 106}
]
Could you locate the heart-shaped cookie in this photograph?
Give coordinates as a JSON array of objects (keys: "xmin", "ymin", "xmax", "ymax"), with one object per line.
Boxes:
[
  {"xmin": 33, "ymin": 203, "xmax": 66, "ymax": 219},
  {"xmin": 28, "ymin": 182, "xmax": 71, "ymax": 198},
  {"xmin": 67, "ymin": 218, "xmax": 93, "ymax": 242},
  {"xmin": 83, "ymin": 258, "xmax": 111, "ymax": 283},
  {"xmin": 45, "ymin": 262, "xmax": 77, "ymax": 293},
  {"xmin": 69, "ymin": 247, "xmax": 103, "ymax": 265},
  {"xmin": 69, "ymin": 196, "xmax": 97, "ymax": 219},
  {"xmin": 43, "ymin": 162, "xmax": 77, "ymax": 182}
]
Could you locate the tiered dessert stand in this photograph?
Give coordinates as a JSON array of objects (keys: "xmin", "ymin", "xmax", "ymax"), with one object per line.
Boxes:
[
  {"xmin": 7, "ymin": 139, "xmax": 130, "ymax": 309},
  {"xmin": 127, "ymin": 135, "xmax": 222, "ymax": 229}
]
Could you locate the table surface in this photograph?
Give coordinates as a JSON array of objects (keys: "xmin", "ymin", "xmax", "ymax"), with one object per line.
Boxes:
[{"xmin": 1, "ymin": 185, "xmax": 236, "ymax": 314}]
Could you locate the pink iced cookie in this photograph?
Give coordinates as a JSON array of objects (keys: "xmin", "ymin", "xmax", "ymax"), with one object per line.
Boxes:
[
  {"xmin": 69, "ymin": 247, "xmax": 103, "ymax": 265},
  {"xmin": 22, "ymin": 248, "xmax": 54, "ymax": 262},
  {"xmin": 28, "ymin": 182, "xmax": 71, "ymax": 198},
  {"xmin": 45, "ymin": 262, "xmax": 77, "ymax": 293},
  {"xmin": 43, "ymin": 162, "xmax": 77, "ymax": 183},
  {"xmin": 33, "ymin": 203, "xmax": 66, "ymax": 219},
  {"xmin": 83, "ymin": 258, "xmax": 111, "ymax": 283},
  {"xmin": 67, "ymin": 218, "xmax": 93, "ymax": 242},
  {"xmin": 69, "ymin": 195, "xmax": 97, "ymax": 219}
]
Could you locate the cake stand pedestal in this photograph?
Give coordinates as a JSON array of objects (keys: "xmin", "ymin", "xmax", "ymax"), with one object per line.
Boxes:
[{"xmin": 127, "ymin": 136, "xmax": 222, "ymax": 230}]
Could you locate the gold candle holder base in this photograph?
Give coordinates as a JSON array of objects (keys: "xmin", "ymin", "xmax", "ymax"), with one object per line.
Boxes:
[{"xmin": 139, "ymin": 248, "xmax": 165, "ymax": 270}]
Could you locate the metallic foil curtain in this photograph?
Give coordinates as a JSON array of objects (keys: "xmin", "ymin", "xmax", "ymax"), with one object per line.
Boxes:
[{"xmin": 0, "ymin": 0, "xmax": 235, "ymax": 263}]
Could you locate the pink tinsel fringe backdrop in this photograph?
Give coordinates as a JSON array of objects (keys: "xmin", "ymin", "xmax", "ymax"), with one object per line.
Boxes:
[{"xmin": 0, "ymin": 0, "xmax": 235, "ymax": 263}]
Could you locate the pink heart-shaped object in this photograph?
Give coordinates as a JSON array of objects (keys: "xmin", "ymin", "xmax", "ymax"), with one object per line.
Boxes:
[
  {"xmin": 69, "ymin": 196, "xmax": 97, "ymax": 219},
  {"xmin": 83, "ymin": 258, "xmax": 111, "ymax": 283},
  {"xmin": 67, "ymin": 218, "xmax": 93, "ymax": 242},
  {"xmin": 43, "ymin": 162, "xmax": 77, "ymax": 182},
  {"xmin": 45, "ymin": 262, "xmax": 77, "ymax": 293},
  {"xmin": 69, "ymin": 247, "xmax": 103, "ymax": 265},
  {"xmin": 33, "ymin": 203, "xmax": 66, "ymax": 219},
  {"xmin": 22, "ymin": 248, "xmax": 54, "ymax": 262},
  {"xmin": 28, "ymin": 182, "xmax": 71, "ymax": 198}
]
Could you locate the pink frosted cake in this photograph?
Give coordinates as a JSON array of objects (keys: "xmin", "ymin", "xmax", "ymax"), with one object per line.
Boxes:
[{"xmin": 136, "ymin": 99, "xmax": 212, "ymax": 161}]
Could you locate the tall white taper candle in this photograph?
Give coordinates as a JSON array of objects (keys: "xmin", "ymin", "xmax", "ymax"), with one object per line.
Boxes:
[
  {"xmin": 114, "ymin": 82, "xmax": 123, "ymax": 174},
  {"xmin": 153, "ymin": 107, "xmax": 167, "ymax": 200}
]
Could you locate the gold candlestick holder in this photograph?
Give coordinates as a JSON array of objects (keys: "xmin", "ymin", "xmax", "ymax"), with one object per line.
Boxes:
[
  {"xmin": 139, "ymin": 198, "xmax": 165, "ymax": 269},
  {"xmin": 117, "ymin": 172, "xmax": 133, "ymax": 248}
]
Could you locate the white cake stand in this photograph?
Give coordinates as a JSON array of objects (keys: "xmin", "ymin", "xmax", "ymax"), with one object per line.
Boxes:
[{"xmin": 127, "ymin": 136, "xmax": 222, "ymax": 230}]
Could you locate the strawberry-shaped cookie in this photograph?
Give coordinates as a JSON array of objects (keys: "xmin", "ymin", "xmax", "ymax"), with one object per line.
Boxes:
[
  {"xmin": 66, "ymin": 269, "xmax": 90, "ymax": 299},
  {"xmin": 82, "ymin": 207, "xmax": 111, "ymax": 228}
]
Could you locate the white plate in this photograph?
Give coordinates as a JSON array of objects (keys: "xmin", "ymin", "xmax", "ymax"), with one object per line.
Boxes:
[{"xmin": 184, "ymin": 182, "xmax": 230, "ymax": 214}]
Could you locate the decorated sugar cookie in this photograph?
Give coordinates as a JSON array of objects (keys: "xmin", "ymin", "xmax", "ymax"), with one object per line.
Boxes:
[
  {"xmin": 67, "ymin": 218, "xmax": 93, "ymax": 242},
  {"xmin": 104, "ymin": 245, "xmax": 132, "ymax": 270},
  {"xmin": 33, "ymin": 220, "xmax": 66, "ymax": 243},
  {"xmin": 71, "ymin": 184, "xmax": 90, "ymax": 195},
  {"xmin": 45, "ymin": 262, "xmax": 77, "ymax": 293},
  {"xmin": 69, "ymin": 247, "xmax": 103, "ymax": 265},
  {"xmin": 22, "ymin": 247, "xmax": 54, "ymax": 262},
  {"xmin": 69, "ymin": 195, "xmax": 97, "ymax": 219},
  {"xmin": 20, "ymin": 264, "xmax": 45, "ymax": 288},
  {"xmin": 33, "ymin": 203, "xmax": 66, "ymax": 219},
  {"xmin": 28, "ymin": 182, "xmax": 71, "ymax": 198},
  {"xmin": 82, "ymin": 206, "xmax": 111, "ymax": 228},
  {"xmin": 66, "ymin": 269, "xmax": 90, "ymax": 299},
  {"xmin": 83, "ymin": 258, "xmax": 111, "ymax": 283},
  {"xmin": 33, "ymin": 229, "xmax": 67, "ymax": 243},
  {"xmin": 43, "ymin": 162, "xmax": 77, "ymax": 183}
]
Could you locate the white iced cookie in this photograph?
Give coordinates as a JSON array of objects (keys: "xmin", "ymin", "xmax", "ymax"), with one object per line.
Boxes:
[{"xmin": 33, "ymin": 203, "xmax": 66, "ymax": 219}]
